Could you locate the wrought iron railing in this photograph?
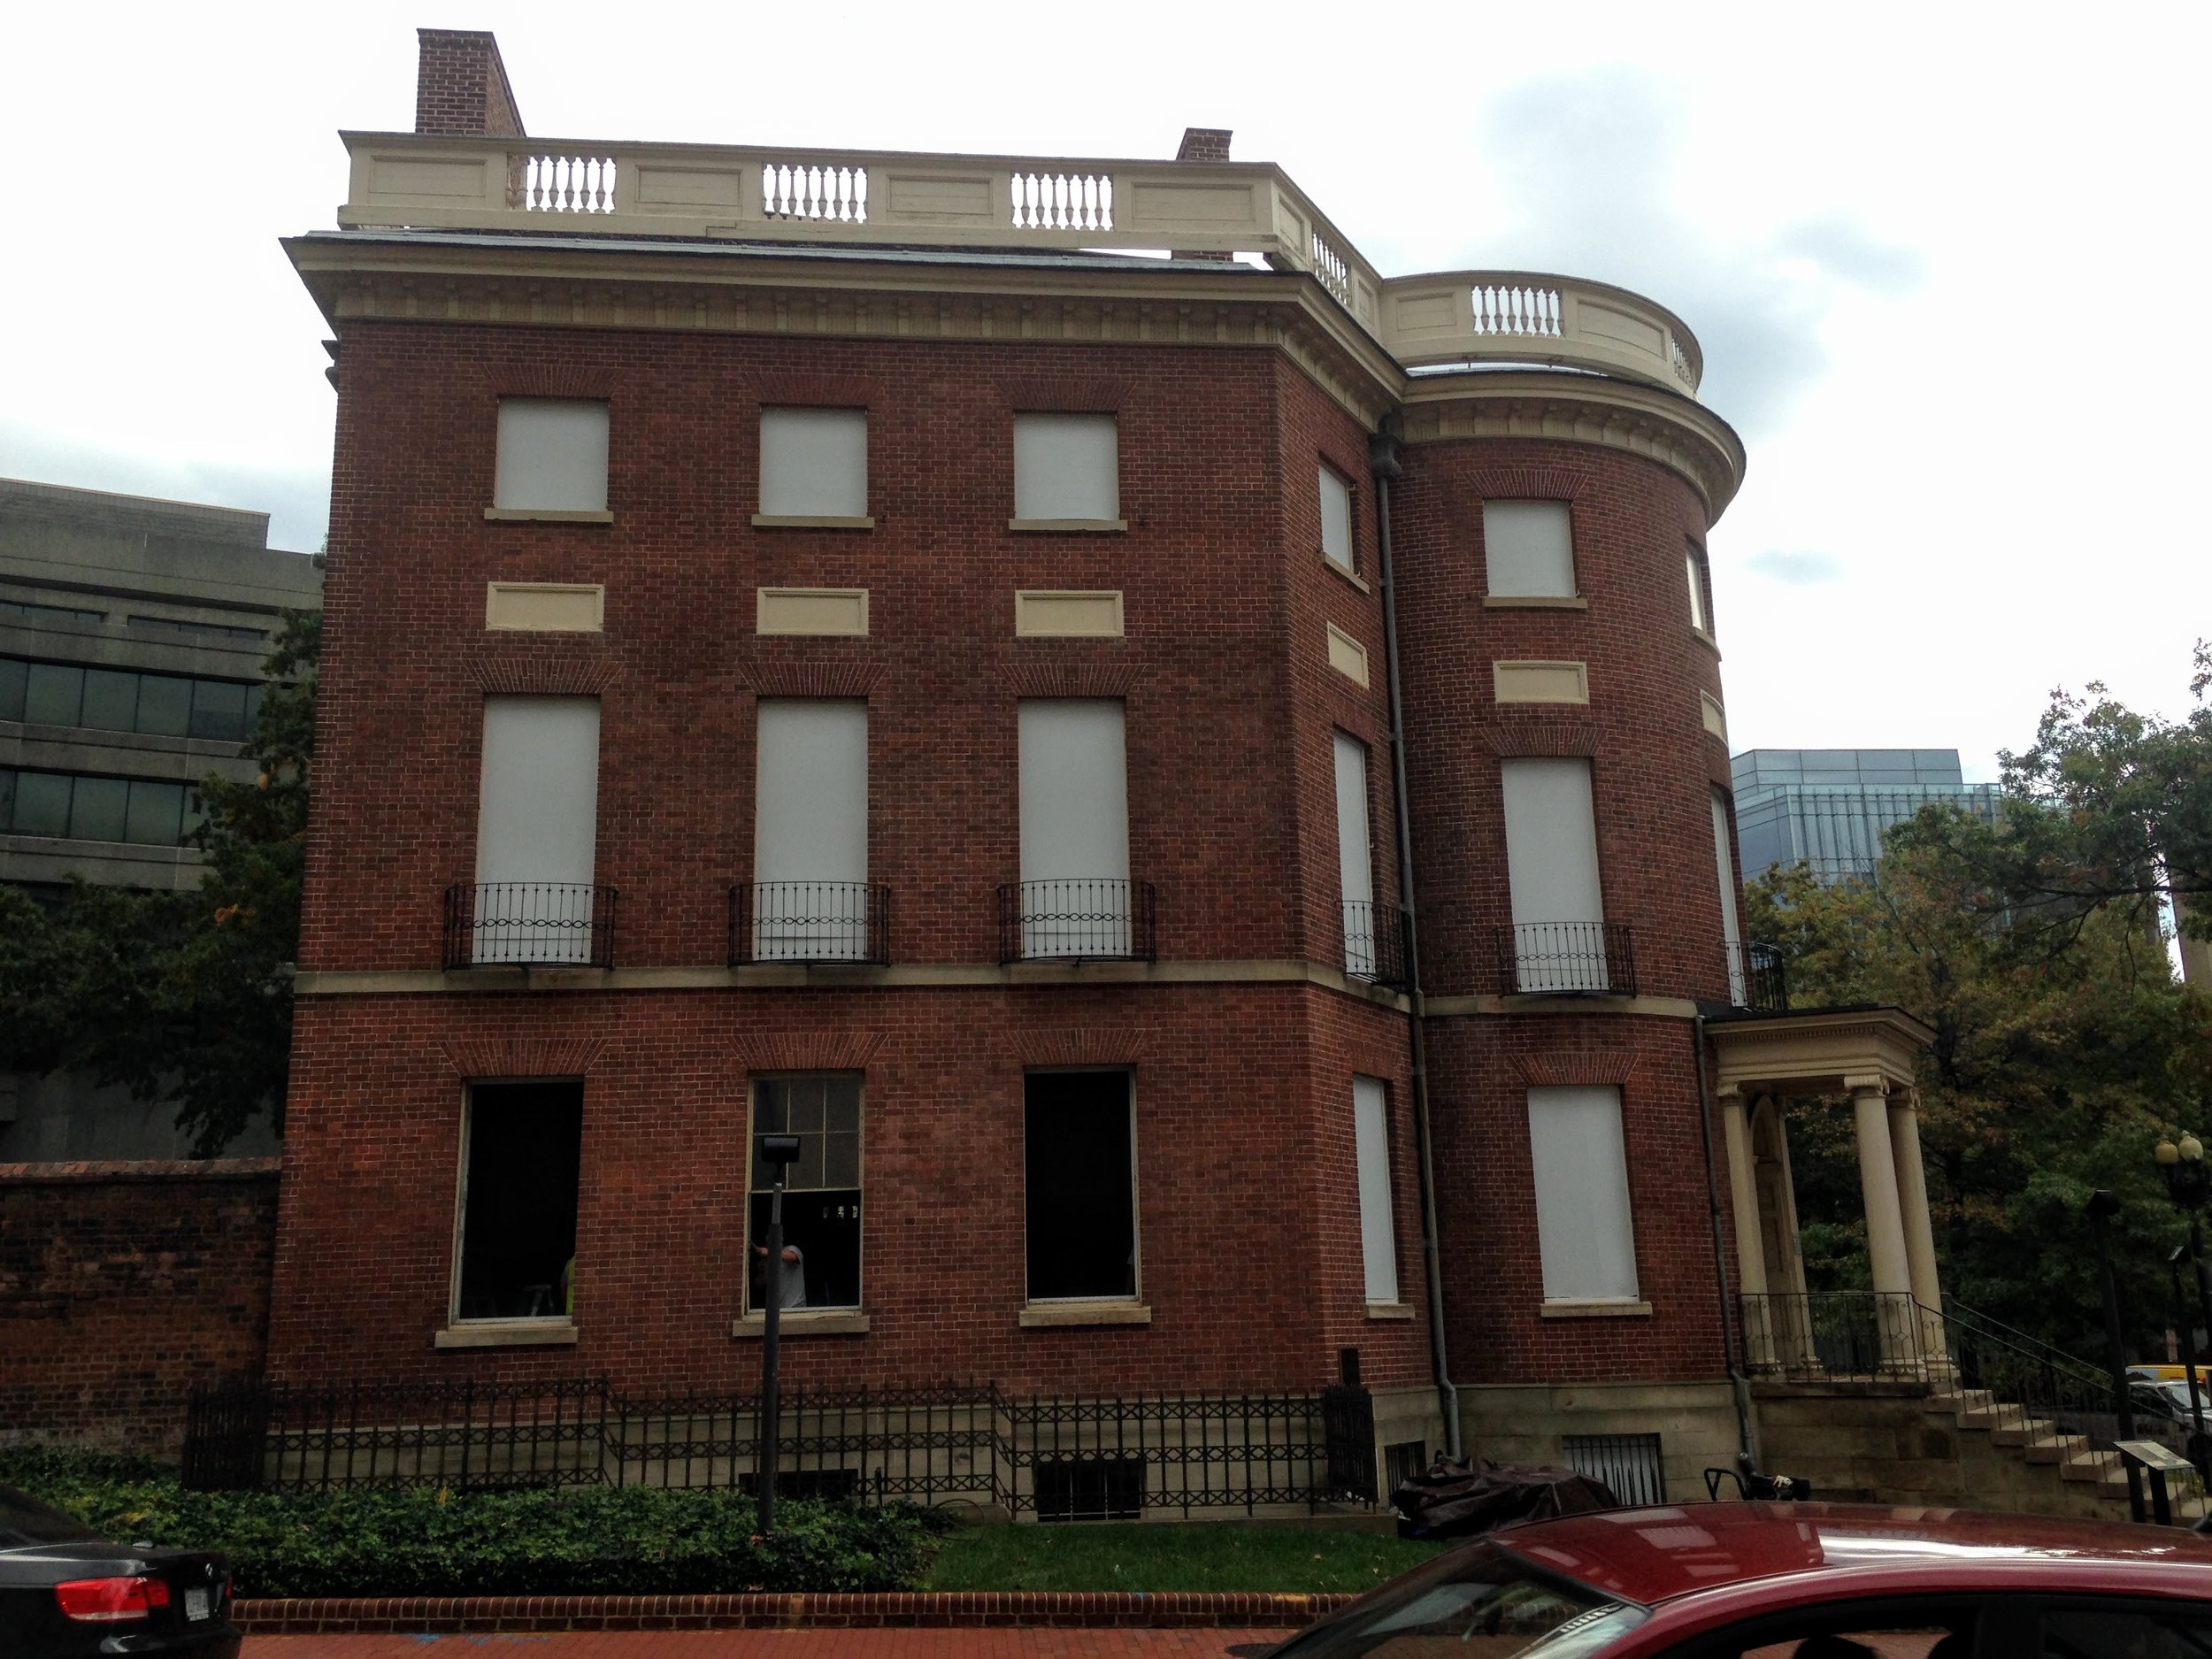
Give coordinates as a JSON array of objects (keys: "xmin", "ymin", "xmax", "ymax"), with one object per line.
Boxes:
[
  {"xmin": 730, "ymin": 882, "xmax": 891, "ymax": 965},
  {"xmin": 443, "ymin": 882, "xmax": 617, "ymax": 969},
  {"xmin": 998, "ymin": 879, "xmax": 1156, "ymax": 964},
  {"xmin": 1740, "ymin": 1290, "xmax": 1931, "ymax": 1380},
  {"xmin": 1341, "ymin": 901, "xmax": 1410, "ymax": 989},
  {"xmin": 1492, "ymin": 921, "xmax": 1635, "ymax": 995},
  {"xmin": 181, "ymin": 1376, "xmax": 1378, "ymax": 1517},
  {"xmin": 1723, "ymin": 941, "xmax": 1789, "ymax": 1012}
]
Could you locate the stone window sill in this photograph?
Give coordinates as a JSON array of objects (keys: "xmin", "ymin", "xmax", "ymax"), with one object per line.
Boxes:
[
  {"xmin": 1483, "ymin": 595, "xmax": 1587, "ymax": 610},
  {"xmin": 1540, "ymin": 1299, "xmax": 1653, "ymax": 1319},
  {"xmin": 1008, "ymin": 518, "xmax": 1128, "ymax": 534},
  {"xmin": 1325, "ymin": 557, "xmax": 1371, "ymax": 595},
  {"xmin": 434, "ymin": 1318, "xmax": 579, "ymax": 1349},
  {"xmin": 752, "ymin": 514, "xmax": 875, "ymax": 530},
  {"xmin": 1018, "ymin": 1301, "xmax": 1152, "ymax": 1328},
  {"xmin": 484, "ymin": 508, "xmax": 614, "ymax": 525},
  {"xmin": 731, "ymin": 1310, "xmax": 871, "ymax": 1337},
  {"xmin": 1691, "ymin": 626, "xmax": 1722, "ymax": 657},
  {"xmin": 1365, "ymin": 1301, "xmax": 1416, "ymax": 1321}
]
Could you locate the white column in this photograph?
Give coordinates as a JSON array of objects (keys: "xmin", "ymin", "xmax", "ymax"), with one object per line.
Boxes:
[
  {"xmin": 1720, "ymin": 1087, "xmax": 1772, "ymax": 1370},
  {"xmin": 1889, "ymin": 1091, "xmax": 1948, "ymax": 1369},
  {"xmin": 1852, "ymin": 1078, "xmax": 1916, "ymax": 1371}
]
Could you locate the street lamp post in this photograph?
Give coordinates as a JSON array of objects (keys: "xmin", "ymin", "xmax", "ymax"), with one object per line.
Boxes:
[
  {"xmin": 2154, "ymin": 1133, "xmax": 2212, "ymax": 1478},
  {"xmin": 2086, "ymin": 1190, "xmax": 2144, "ymax": 1517},
  {"xmin": 756, "ymin": 1132, "xmax": 803, "ymax": 1537}
]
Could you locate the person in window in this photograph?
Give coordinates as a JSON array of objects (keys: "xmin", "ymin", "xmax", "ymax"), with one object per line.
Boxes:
[{"xmin": 752, "ymin": 1240, "xmax": 806, "ymax": 1310}]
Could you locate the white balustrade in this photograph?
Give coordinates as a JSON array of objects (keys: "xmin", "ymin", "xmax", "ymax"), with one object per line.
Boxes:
[
  {"xmin": 511, "ymin": 152, "xmax": 617, "ymax": 214},
  {"xmin": 1309, "ymin": 233, "xmax": 1350, "ymax": 304},
  {"xmin": 1471, "ymin": 283, "xmax": 1562, "ymax": 337},
  {"xmin": 762, "ymin": 163, "xmax": 868, "ymax": 223},
  {"xmin": 1010, "ymin": 172, "xmax": 1113, "ymax": 232}
]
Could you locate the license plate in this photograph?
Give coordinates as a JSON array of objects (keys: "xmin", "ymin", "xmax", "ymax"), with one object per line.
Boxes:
[{"xmin": 185, "ymin": 1586, "xmax": 211, "ymax": 1621}]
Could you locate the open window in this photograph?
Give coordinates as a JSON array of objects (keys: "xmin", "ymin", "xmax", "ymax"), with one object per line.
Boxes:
[
  {"xmin": 454, "ymin": 1081, "xmax": 585, "ymax": 1323},
  {"xmin": 1025, "ymin": 1071, "xmax": 1137, "ymax": 1302},
  {"xmin": 747, "ymin": 1075, "xmax": 863, "ymax": 1311}
]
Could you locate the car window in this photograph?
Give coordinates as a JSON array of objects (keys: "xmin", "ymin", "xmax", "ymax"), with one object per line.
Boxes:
[
  {"xmin": 1264, "ymin": 1538, "xmax": 1647, "ymax": 1658},
  {"xmin": 2042, "ymin": 1606, "xmax": 2212, "ymax": 1658},
  {"xmin": 1667, "ymin": 1602, "xmax": 1978, "ymax": 1659},
  {"xmin": 0, "ymin": 1485, "xmax": 102, "ymax": 1548}
]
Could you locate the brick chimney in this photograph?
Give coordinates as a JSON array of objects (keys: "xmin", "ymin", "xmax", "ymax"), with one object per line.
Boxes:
[
  {"xmin": 1173, "ymin": 128, "xmax": 1234, "ymax": 261},
  {"xmin": 414, "ymin": 28, "xmax": 526, "ymax": 137}
]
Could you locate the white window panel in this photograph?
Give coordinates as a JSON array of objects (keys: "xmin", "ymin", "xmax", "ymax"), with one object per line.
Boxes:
[
  {"xmin": 1713, "ymin": 789, "xmax": 1746, "ymax": 1002},
  {"xmin": 1499, "ymin": 758, "xmax": 1607, "ymax": 991},
  {"xmin": 1354, "ymin": 1075, "xmax": 1398, "ymax": 1304},
  {"xmin": 1526, "ymin": 1085, "xmax": 1639, "ymax": 1302},
  {"xmin": 760, "ymin": 408, "xmax": 868, "ymax": 518},
  {"xmin": 474, "ymin": 697, "xmax": 601, "ymax": 963},
  {"xmin": 1686, "ymin": 542, "xmax": 1711, "ymax": 634},
  {"xmin": 1334, "ymin": 732, "xmax": 1375, "ymax": 975},
  {"xmin": 1014, "ymin": 414, "xmax": 1118, "ymax": 521},
  {"xmin": 1481, "ymin": 500, "xmax": 1575, "ymax": 597},
  {"xmin": 1018, "ymin": 700, "xmax": 1129, "ymax": 957},
  {"xmin": 1318, "ymin": 465, "xmax": 1355, "ymax": 569},
  {"xmin": 754, "ymin": 700, "xmax": 869, "ymax": 961},
  {"xmin": 495, "ymin": 400, "xmax": 609, "ymax": 512}
]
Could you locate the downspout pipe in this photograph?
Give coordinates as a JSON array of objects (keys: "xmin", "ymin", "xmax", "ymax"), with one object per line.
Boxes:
[
  {"xmin": 1369, "ymin": 421, "xmax": 1461, "ymax": 1460},
  {"xmin": 1691, "ymin": 1012, "xmax": 1758, "ymax": 1474}
]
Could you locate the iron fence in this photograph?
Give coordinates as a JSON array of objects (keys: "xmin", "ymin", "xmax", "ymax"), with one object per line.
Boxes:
[
  {"xmin": 730, "ymin": 882, "xmax": 891, "ymax": 965},
  {"xmin": 1740, "ymin": 1290, "xmax": 1931, "ymax": 1380},
  {"xmin": 1723, "ymin": 941, "xmax": 1789, "ymax": 1012},
  {"xmin": 997, "ymin": 879, "xmax": 1156, "ymax": 964},
  {"xmin": 1341, "ymin": 902, "xmax": 1410, "ymax": 989},
  {"xmin": 1492, "ymin": 921, "xmax": 1636, "ymax": 995},
  {"xmin": 182, "ymin": 1375, "xmax": 1377, "ymax": 1518},
  {"xmin": 444, "ymin": 882, "xmax": 618, "ymax": 969}
]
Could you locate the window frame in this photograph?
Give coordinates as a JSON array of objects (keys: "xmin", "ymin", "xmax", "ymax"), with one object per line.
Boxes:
[
  {"xmin": 1480, "ymin": 499, "xmax": 1578, "ymax": 599},
  {"xmin": 1010, "ymin": 412, "xmax": 1123, "ymax": 527},
  {"xmin": 1352, "ymin": 1075, "xmax": 1399, "ymax": 1307},
  {"xmin": 1686, "ymin": 538, "xmax": 1716, "ymax": 637},
  {"xmin": 448, "ymin": 1079, "xmax": 587, "ymax": 1329},
  {"xmin": 742, "ymin": 1071, "xmax": 866, "ymax": 1316},
  {"xmin": 490, "ymin": 396, "xmax": 612, "ymax": 518},
  {"xmin": 757, "ymin": 405, "xmax": 872, "ymax": 524},
  {"xmin": 1317, "ymin": 462, "xmax": 1357, "ymax": 572},
  {"xmin": 1022, "ymin": 1067, "xmax": 1142, "ymax": 1307},
  {"xmin": 1525, "ymin": 1083, "xmax": 1640, "ymax": 1306}
]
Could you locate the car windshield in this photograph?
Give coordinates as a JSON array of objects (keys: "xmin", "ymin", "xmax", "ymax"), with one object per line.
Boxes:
[
  {"xmin": 0, "ymin": 1486, "xmax": 102, "ymax": 1549},
  {"xmin": 1263, "ymin": 1538, "xmax": 1646, "ymax": 1659}
]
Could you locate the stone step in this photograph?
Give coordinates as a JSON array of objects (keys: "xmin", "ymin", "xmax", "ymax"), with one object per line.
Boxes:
[
  {"xmin": 1990, "ymin": 1417, "xmax": 2056, "ymax": 1448},
  {"xmin": 2026, "ymin": 1433, "xmax": 2090, "ymax": 1466},
  {"xmin": 1961, "ymin": 1402, "xmax": 2032, "ymax": 1430},
  {"xmin": 1931, "ymin": 1388, "xmax": 1994, "ymax": 1414}
]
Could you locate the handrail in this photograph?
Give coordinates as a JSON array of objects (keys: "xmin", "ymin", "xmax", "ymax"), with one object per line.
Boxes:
[{"xmin": 329, "ymin": 132, "xmax": 1701, "ymax": 394}]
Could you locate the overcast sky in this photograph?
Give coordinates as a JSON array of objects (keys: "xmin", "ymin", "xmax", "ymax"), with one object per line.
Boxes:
[{"xmin": 4, "ymin": 1, "xmax": 2205, "ymax": 777}]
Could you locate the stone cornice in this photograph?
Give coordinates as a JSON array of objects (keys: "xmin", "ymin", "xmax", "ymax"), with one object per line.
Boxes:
[
  {"xmin": 1399, "ymin": 372, "xmax": 1747, "ymax": 518},
  {"xmin": 1709, "ymin": 1005, "xmax": 1936, "ymax": 1098}
]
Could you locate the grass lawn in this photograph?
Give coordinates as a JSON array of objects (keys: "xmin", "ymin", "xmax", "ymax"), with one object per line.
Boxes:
[{"xmin": 922, "ymin": 1520, "xmax": 1446, "ymax": 1594}]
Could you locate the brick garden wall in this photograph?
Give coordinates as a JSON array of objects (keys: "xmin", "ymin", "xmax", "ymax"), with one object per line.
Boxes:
[{"xmin": 0, "ymin": 1159, "xmax": 279, "ymax": 1451}]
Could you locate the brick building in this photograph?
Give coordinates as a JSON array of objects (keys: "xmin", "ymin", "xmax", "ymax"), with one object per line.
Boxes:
[{"xmin": 265, "ymin": 29, "xmax": 1949, "ymax": 1505}]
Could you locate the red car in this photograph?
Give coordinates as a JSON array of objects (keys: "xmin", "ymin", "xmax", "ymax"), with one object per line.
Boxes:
[{"xmin": 1266, "ymin": 1502, "xmax": 2212, "ymax": 1657}]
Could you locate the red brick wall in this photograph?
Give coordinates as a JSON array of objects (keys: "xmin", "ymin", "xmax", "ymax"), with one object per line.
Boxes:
[
  {"xmin": 266, "ymin": 987, "xmax": 1431, "ymax": 1394},
  {"xmin": 0, "ymin": 1160, "xmax": 278, "ymax": 1451},
  {"xmin": 414, "ymin": 29, "xmax": 524, "ymax": 138}
]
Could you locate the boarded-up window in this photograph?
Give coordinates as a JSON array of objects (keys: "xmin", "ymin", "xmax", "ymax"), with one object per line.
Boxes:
[
  {"xmin": 1319, "ymin": 465, "xmax": 1355, "ymax": 569},
  {"xmin": 1335, "ymin": 732, "xmax": 1376, "ymax": 975},
  {"xmin": 1713, "ymin": 789, "xmax": 1746, "ymax": 1002},
  {"xmin": 495, "ymin": 399, "xmax": 609, "ymax": 512},
  {"xmin": 760, "ymin": 408, "xmax": 867, "ymax": 518},
  {"xmin": 1014, "ymin": 413, "xmax": 1118, "ymax": 521},
  {"xmin": 1526, "ymin": 1085, "xmax": 1638, "ymax": 1302},
  {"xmin": 1499, "ymin": 758, "xmax": 1607, "ymax": 992},
  {"xmin": 1354, "ymin": 1075, "xmax": 1398, "ymax": 1304},
  {"xmin": 1017, "ymin": 700, "xmax": 1130, "ymax": 957},
  {"xmin": 1481, "ymin": 501, "xmax": 1575, "ymax": 597},
  {"xmin": 474, "ymin": 697, "xmax": 601, "ymax": 964},
  {"xmin": 753, "ymin": 701, "xmax": 869, "ymax": 960}
]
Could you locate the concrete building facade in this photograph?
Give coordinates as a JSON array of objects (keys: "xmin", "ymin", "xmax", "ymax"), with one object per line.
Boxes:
[
  {"xmin": 0, "ymin": 479, "xmax": 320, "ymax": 1159},
  {"xmin": 264, "ymin": 30, "xmax": 1954, "ymax": 1506}
]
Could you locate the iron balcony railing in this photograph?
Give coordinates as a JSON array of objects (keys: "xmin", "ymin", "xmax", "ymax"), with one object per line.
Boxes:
[
  {"xmin": 998, "ymin": 879, "xmax": 1156, "ymax": 964},
  {"xmin": 1341, "ymin": 901, "xmax": 1410, "ymax": 989},
  {"xmin": 1724, "ymin": 940, "xmax": 1790, "ymax": 1012},
  {"xmin": 443, "ymin": 882, "xmax": 617, "ymax": 969},
  {"xmin": 1493, "ymin": 921, "xmax": 1636, "ymax": 995},
  {"xmin": 730, "ymin": 881, "xmax": 891, "ymax": 966},
  {"xmin": 180, "ymin": 1375, "xmax": 1379, "ymax": 1518}
]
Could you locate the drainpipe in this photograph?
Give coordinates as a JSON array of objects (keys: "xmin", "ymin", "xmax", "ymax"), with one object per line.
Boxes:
[
  {"xmin": 1692, "ymin": 1013, "xmax": 1758, "ymax": 1474},
  {"xmin": 1369, "ymin": 420, "xmax": 1461, "ymax": 1460}
]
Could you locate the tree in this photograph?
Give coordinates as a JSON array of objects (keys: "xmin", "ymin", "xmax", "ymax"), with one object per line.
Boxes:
[{"xmin": 0, "ymin": 611, "xmax": 318, "ymax": 1155}]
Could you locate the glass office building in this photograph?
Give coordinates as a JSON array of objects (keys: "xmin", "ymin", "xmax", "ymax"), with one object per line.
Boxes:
[{"xmin": 1732, "ymin": 749, "xmax": 2000, "ymax": 882}]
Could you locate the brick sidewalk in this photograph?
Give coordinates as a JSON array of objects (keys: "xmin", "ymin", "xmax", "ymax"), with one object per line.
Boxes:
[{"xmin": 244, "ymin": 1632, "xmax": 1286, "ymax": 1656}]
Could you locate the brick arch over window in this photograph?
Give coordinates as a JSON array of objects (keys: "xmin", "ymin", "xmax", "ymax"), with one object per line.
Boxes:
[
  {"xmin": 736, "ymin": 660, "xmax": 885, "ymax": 698},
  {"xmin": 1516, "ymin": 1050, "xmax": 1647, "ymax": 1087},
  {"xmin": 998, "ymin": 378, "xmax": 1129, "ymax": 413},
  {"xmin": 465, "ymin": 649, "xmax": 624, "ymax": 695},
  {"xmin": 995, "ymin": 664, "xmax": 1147, "ymax": 699},
  {"xmin": 1016, "ymin": 1028, "xmax": 1147, "ymax": 1068},
  {"xmin": 488, "ymin": 370, "xmax": 614, "ymax": 400},
  {"xmin": 734, "ymin": 1032, "xmax": 884, "ymax": 1072},
  {"xmin": 1461, "ymin": 464, "xmax": 1591, "ymax": 503},
  {"xmin": 753, "ymin": 373, "xmax": 882, "ymax": 407},
  {"xmin": 1480, "ymin": 717, "xmax": 1599, "ymax": 757},
  {"xmin": 439, "ymin": 1035, "xmax": 608, "ymax": 1078}
]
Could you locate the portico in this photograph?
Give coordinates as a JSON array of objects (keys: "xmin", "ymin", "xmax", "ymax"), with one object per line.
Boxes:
[{"xmin": 1709, "ymin": 1007, "xmax": 1940, "ymax": 1375}]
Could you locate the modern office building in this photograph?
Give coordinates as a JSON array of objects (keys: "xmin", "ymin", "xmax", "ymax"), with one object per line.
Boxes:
[
  {"xmin": 1731, "ymin": 749, "xmax": 2001, "ymax": 883},
  {"xmin": 259, "ymin": 30, "xmax": 1952, "ymax": 1509},
  {"xmin": 0, "ymin": 477, "xmax": 321, "ymax": 1158}
]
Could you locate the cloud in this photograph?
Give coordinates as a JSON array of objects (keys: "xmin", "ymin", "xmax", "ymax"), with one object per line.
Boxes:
[
  {"xmin": 1460, "ymin": 68, "xmax": 1925, "ymax": 439},
  {"xmin": 0, "ymin": 423, "xmax": 329, "ymax": 554},
  {"xmin": 1746, "ymin": 549, "xmax": 1846, "ymax": 585}
]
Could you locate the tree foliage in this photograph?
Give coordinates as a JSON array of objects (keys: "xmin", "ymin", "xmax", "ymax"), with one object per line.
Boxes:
[{"xmin": 0, "ymin": 611, "xmax": 317, "ymax": 1155}]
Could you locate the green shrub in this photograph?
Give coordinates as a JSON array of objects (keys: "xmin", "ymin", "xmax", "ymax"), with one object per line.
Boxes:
[{"xmin": 0, "ymin": 1447, "xmax": 935, "ymax": 1598}]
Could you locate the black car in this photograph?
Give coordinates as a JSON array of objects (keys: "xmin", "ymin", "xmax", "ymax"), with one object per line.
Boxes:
[{"xmin": 0, "ymin": 1485, "xmax": 236, "ymax": 1657}]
